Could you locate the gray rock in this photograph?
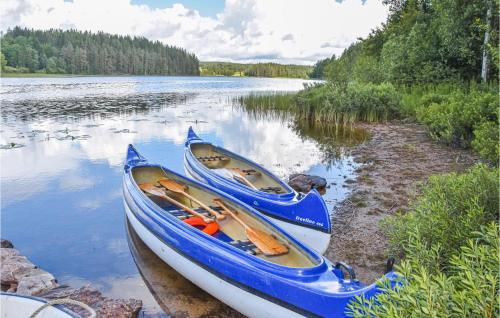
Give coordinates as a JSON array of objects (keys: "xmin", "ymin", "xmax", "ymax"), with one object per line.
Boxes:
[
  {"xmin": 2, "ymin": 243, "xmax": 142, "ymax": 317},
  {"xmin": 16, "ymin": 268, "xmax": 59, "ymax": 295},
  {"xmin": 288, "ymin": 174, "xmax": 327, "ymax": 193},
  {"xmin": 1, "ymin": 239, "xmax": 14, "ymax": 248},
  {"xmin": 1, "ymin": 247, "xmax": 58, "ymax": 295}
]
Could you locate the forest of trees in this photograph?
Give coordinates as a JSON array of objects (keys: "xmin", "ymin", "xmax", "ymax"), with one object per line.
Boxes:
[
  {"xmin": 200, "ymin": 61, "xmax": 312, "ymax": 78},
  {"xmin": 312, "ymin": 0, "xmax": 498, "ymax": 84},
  {"xmin": 0, "ymin": 27, "xmax": 199, "ymax": 76}
]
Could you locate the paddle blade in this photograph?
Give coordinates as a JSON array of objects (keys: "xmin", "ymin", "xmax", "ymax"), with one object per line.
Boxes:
[
  {"xmin": 158, "ymin": 178, "xmax": 187, "ymax": 193},
  {"xmin": 139, "ymin": 183, "xmax": 166, "ymax": 197},
  {"xmin": 246, "ymin": 228, "xmax": 288, "ymax": 256}
]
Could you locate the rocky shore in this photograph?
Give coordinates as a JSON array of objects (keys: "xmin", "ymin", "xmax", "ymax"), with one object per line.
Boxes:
[
  {"xmin": 0, "ymin": 239, "xmax": 142, "ymax": 317},
  {"xmin": 324, "ymin": 122, "xmax": 478, "ymax": 283}
]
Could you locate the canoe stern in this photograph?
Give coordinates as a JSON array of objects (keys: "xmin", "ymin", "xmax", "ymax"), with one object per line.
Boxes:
[{"xmin": 289, "ymin": 189, "xmax": 332, "ymax": 233}]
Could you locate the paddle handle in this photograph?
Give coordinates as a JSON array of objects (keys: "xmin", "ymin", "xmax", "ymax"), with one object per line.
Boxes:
[
  {"xmin": 160, "ymin": 193, "xmax": 213, "ymax": 223},
  {"xmin": 213, "ymin": 199, "xmax": 248, "ymax": 230},
  {"xmin": 182, "ymin": 192, "xmax": 225, "ymax": 220},
  {"xmin": 233, "ymin": 174, "xmax": 259, "ymax": 190}
]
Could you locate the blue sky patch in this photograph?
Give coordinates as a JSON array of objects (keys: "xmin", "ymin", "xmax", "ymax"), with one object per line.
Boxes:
[{"xmin": 130, "ymin": 0, "xmax": 225, "ymax": 17}]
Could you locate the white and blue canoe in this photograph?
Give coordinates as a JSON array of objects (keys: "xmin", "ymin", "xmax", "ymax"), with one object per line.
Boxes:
[
  {"xmin": 123, "ymin": 144, "xmax": 397, "ymax": 318},
  {"xmin": 184, "ymin": 127, "xmax": 332, "ymax": 254}
]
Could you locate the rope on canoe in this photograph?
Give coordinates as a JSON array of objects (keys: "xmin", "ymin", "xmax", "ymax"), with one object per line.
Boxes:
[{"xmin": 29, "ymin": 298, "xmax": 96, "ymax": 318}]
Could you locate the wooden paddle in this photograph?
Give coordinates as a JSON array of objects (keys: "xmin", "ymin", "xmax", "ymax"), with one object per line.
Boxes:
[
  {"xmin": 139, "ymin": 183, "xmax": 213, "ymax": 223},
  {"xmin": 212, "ymin": 198, "xmax": 288, "ymax": 256},
  {"xmin": 227, "ymin": 168, "xmax": 259, "ymax": 190},
  {"xmin": 158, "ymin": 179, "xmax": 225, "ymax": 220}
]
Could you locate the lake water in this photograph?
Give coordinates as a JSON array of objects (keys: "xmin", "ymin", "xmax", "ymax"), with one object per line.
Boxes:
[{"xmin": 0, "ymin": 76, "xmax": 367, "ymax": 316}]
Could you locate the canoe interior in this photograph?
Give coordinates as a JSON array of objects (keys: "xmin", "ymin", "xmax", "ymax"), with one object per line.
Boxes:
[
  {"xmin": 131, "ymin": 166, "xmax": 318, "ymax": 268},
  {"xmin": 190, "ymin": 143, "xmax": 290, "ymax": 194}
]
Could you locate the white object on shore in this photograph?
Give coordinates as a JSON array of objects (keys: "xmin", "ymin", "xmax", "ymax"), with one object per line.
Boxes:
[{"xmin": 1, "ymin": 292, "xmax": 96, "ymax": 318}]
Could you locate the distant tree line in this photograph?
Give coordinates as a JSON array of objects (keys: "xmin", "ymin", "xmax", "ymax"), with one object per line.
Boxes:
[
  {"xmin": 309, "ymin": 56, "xmax": 335, "ymax": 79},
  {"xmin": 200, "ymin": 61, "xmax": 312, "ymax": 78},
  {"xmin": 0, "ymin": 27, "xmax": 199, "ymax": 76}
]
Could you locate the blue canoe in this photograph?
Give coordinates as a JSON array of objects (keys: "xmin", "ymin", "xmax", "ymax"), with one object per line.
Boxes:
[
  {"xmin": 183, "ymin": 127, "xmax": 332, "ymax": 253},
  {"xmin": 123, "ymin": 144, "xmax": 396, "ymax": 318}
]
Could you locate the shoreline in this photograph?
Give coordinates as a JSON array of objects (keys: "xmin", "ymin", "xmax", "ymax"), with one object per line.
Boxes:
[
  {"xmin": 0, "ymin": 73, "xmax": 311, "ymax": 79},
  {"xmin": 0, "ymin": 239, "xmax": 143, "ymax": 317},
  {"xmin": 324, "ymin": 121, "xmax": 479, "ymax": 283}
]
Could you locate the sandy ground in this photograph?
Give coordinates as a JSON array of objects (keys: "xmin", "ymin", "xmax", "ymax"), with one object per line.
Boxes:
[{"xmin": 324, "ymin": 122, "xmax": 479, "ymax": 283}]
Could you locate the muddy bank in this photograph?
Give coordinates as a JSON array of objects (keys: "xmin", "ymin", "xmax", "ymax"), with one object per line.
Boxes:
[
  {"xmin": 0, "ymin": 239, "xmax": 142, "ymax": 317},
  {"xmin": 324, "ymin": 122, "xmax": 479, "ymax": 283}
]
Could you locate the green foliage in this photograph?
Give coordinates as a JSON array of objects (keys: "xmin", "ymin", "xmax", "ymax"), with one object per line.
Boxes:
[
  {"xmin": 238, "ymin": 82, "xmax": 401, "ymax": 124},
  {"xmin": 472, "ymin": 120, "xmax": 500, "ymax": 164},
  {"xmin": 0, "ymin": 27, "xmax": 199, "ymax": 75},
  {"xmin": 325, "ymin": 0, "xmax": 499, "ymax": 85},
  {"xmin": 410, "ymin": 87, "xmax": 498, "ymax": 162},
  {"xmin": 309, "ymin": 56, "xmax": 335, "ymax": 79},
  {"xmin": 199, "ymin": 61, "xmax": 311, "ymax": 78},
  {"xmin": 0, "ymin": 52, "xmax": 7, "ymax": 71},
  {"xmin": 384, "ymin": 164, "xmax": 499, "ymax": 267},
  {"xmin": 348, "ymin": 222, "xmax": 499, "ymax": 318},
  {"xmin": 348, "ymin": 165, "xmax": 499, "ymax": 317}
]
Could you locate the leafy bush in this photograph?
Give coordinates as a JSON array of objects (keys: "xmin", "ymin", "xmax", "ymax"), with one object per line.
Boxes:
[
  {"xmin": 412, "ymin": 87, "xmax": 498, "ymax": 163},
  {"xmin": 472, "ymin": 121, "xmax": 499, "ymax": 164},
  {"xmin": 348, "ymin": 165, "xmax": 499, "ymax": 317},
  {"xmin": 384, "ymin": 164, "xmax": 498, "ymax": 264},
  {"xmin": 347, "ymin": 223, "xmax": 499, "ymax": 318}
]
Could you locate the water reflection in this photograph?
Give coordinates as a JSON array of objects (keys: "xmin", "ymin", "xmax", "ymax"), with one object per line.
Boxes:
[
  {"xmin": 126, "ymin": 219, "xmax": 243, "ymax": 317},
  {"xmin": 0, "ymin": 76, "xmax": 365, "ymax": 315}
]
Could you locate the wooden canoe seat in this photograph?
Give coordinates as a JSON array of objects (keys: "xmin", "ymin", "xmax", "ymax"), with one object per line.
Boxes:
[
  {"xmin": 196, "ymin": 155, "xmax": 230, "ymax": 162},
  {"xmin": 259, "ymin": 186, "xmax": 284, "ymax": 194},
  {"xmin": 229, "ymin": 240, "xmax": 261, "ymax": 255},
  {"xmin": 167, "ymin": 206, "xmax": 224, "ymax": 220},
  {"xmin": 239, "ymin": 169, "xmax": 261, "ymax": 176}
]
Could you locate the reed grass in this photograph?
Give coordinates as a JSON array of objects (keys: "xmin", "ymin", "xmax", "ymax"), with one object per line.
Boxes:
[{"xmin": 235, "ymin": 82, "xmax": 401, "ymax": 125}]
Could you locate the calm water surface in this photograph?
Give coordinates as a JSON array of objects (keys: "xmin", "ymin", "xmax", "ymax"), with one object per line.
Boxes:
[{"xmin": 0, "ymin": 76, "xmax": 367, "ymax": 316}]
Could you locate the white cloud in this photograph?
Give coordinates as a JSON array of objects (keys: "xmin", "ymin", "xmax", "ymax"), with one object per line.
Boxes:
[{"xmin": 0, "ymin": 0, "xmax": 387, "ymax": 64}]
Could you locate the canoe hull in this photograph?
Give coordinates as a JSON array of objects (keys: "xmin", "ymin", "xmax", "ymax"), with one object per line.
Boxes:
[{"xmin": 124, "ymin": 201, "xmax": 304, "ymax": 318}]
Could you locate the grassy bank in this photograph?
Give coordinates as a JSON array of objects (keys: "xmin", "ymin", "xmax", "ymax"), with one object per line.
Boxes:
[{"xmin": 237, "ymin": 82, "xmax": 498, "ymax": 164}]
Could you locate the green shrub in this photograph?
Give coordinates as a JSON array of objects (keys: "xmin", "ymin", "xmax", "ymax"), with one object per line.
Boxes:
[
  {"xmin": 384, "ymin": 164, "xmax": 498, "ymax": 266},
  {"xmin": 347, "ymin": 222, "xmax": 499, "ymax": 318},
  {"xmin": 348, "ymin": 165, "xmax": 499, "ymax": 317},
  {"xmin": 413, "ymin": 88, "xmax": 498, "ymax": 161},
  {"xmin": 472, "ymin": 121, "xmax": 499, "ymax": 164}
]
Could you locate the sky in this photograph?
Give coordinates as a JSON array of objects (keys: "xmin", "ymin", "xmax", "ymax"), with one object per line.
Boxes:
[{"xmin": 1, "ymin": 0, "xmax": 388, "ymax": 65}]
